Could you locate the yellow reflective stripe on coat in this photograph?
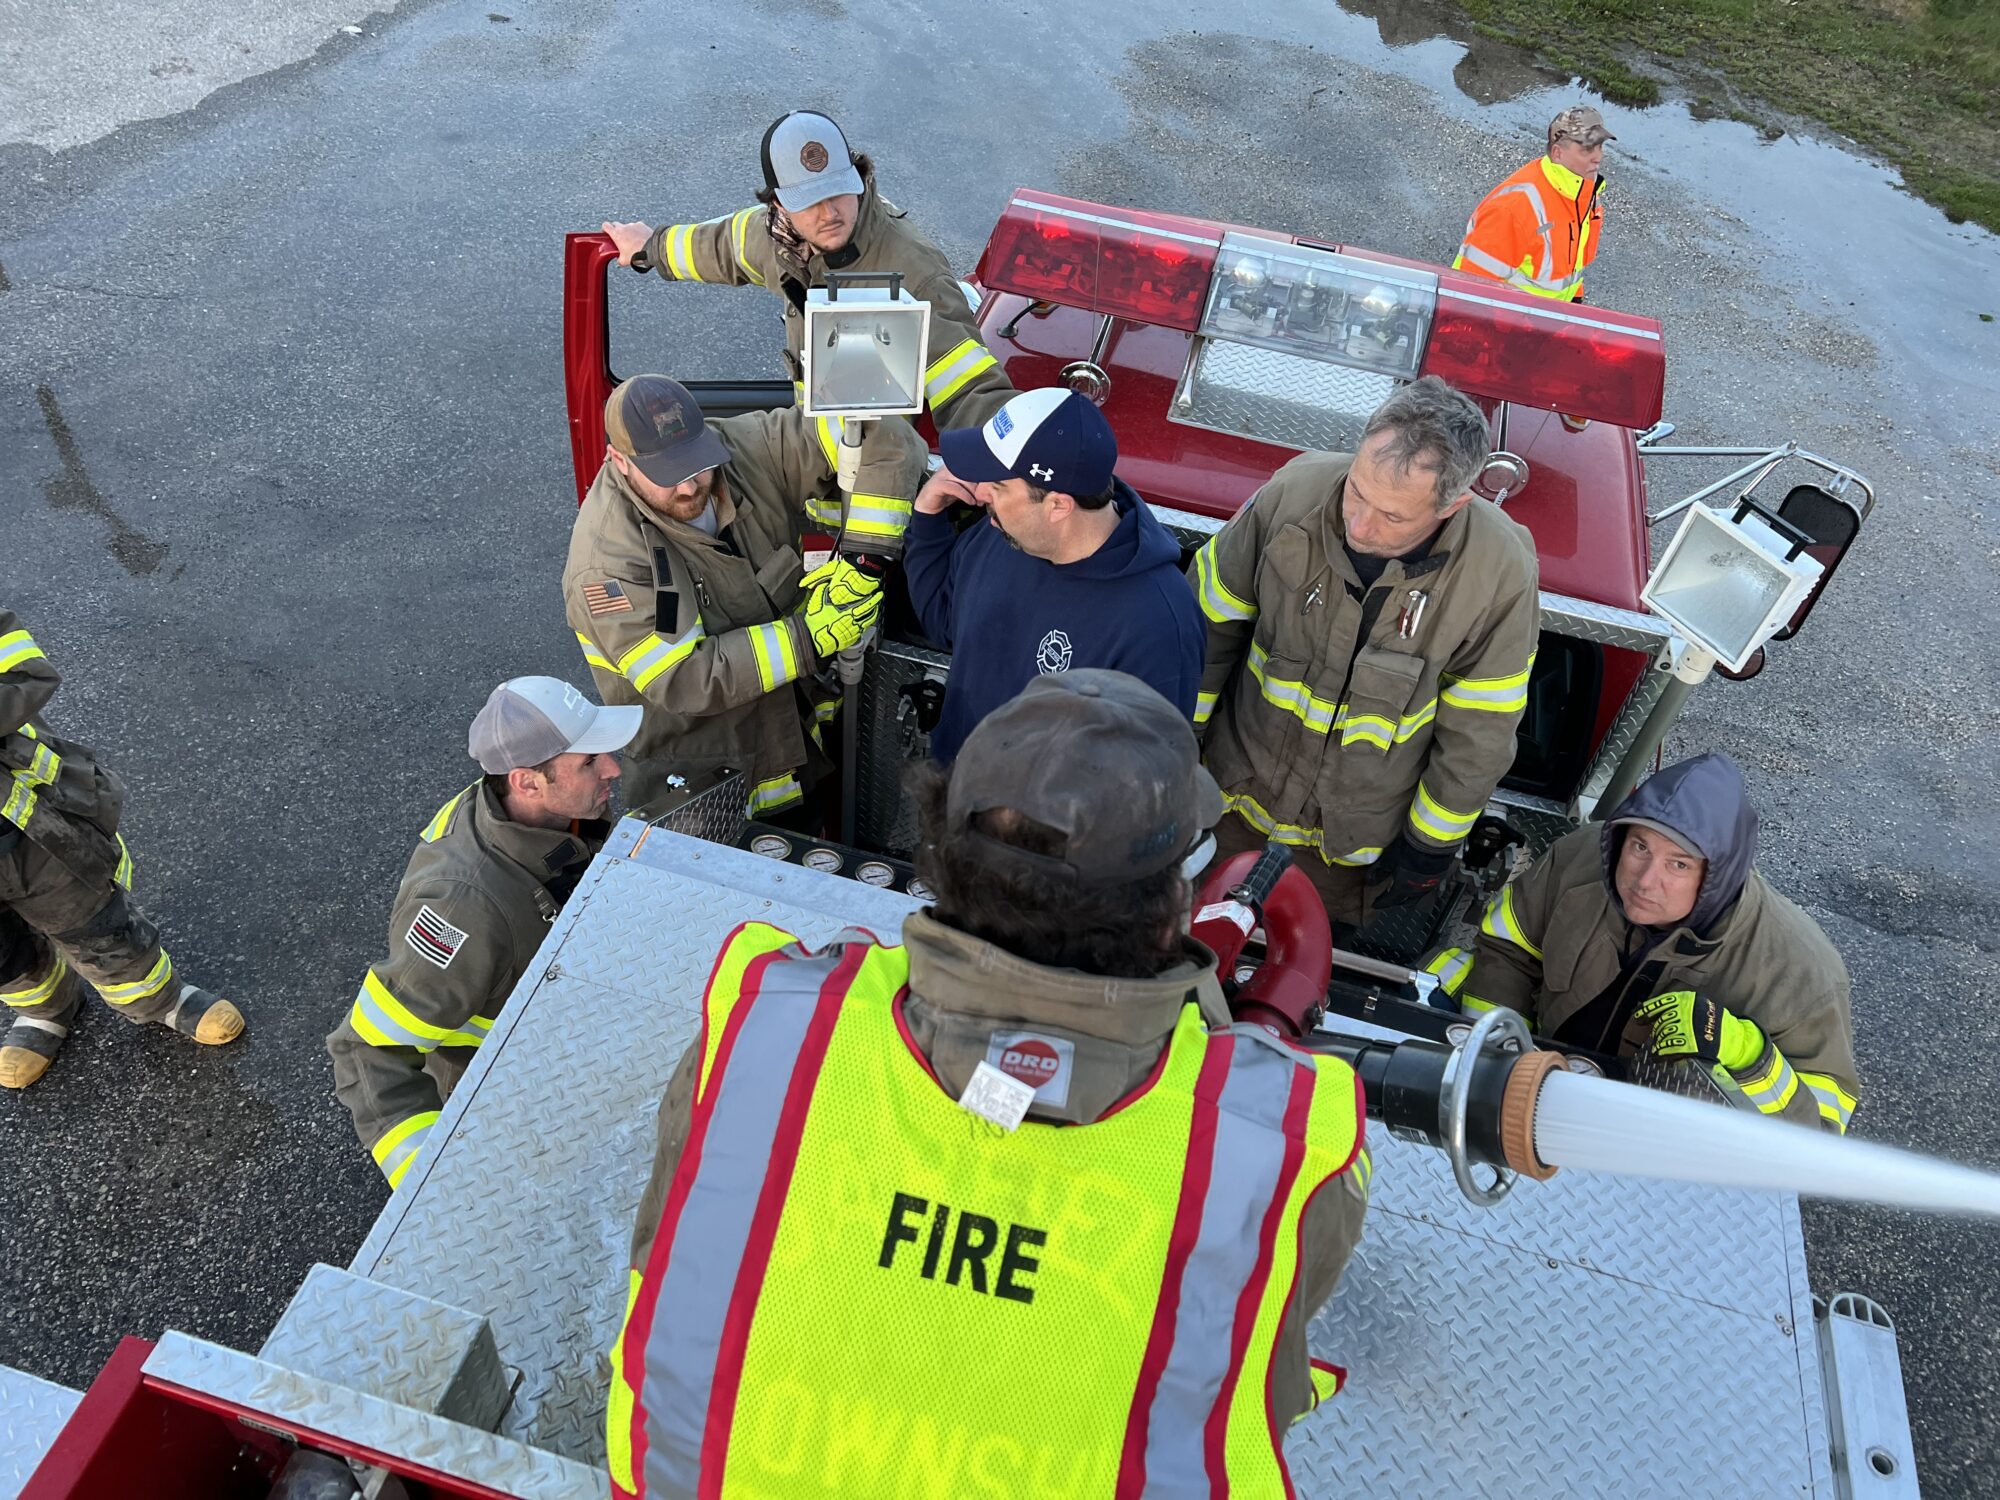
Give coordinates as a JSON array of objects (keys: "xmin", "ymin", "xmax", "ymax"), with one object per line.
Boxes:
[
  {"xmin": 1798, "ymin": 1071, "xmax": 1857, "ymax": 1134},
  {"xmin": 1192, "ymin": 539, "xmax": 1256, "ymax": 623},
  {"xmin": 574, "ymin": 630, "xmax": 615, "ymax": 674},
  {"xmin": 1479, "ymin": 883, "xmax": 1542, "ymax": 960},
  {"xmin": 618, "ymin": 622, "xmax": 706, "ymax": 692},
  {"xmin": 1440, "ymin": 656, "xmax": 1534, "ymax": 713},
  {"xmin": 1339, "ymin": 697, "xmax": 1437, "ymax": 750},
  {"xmin": 347, "ymin": 969, "xmax": 491, "ymax": 1052},
  {"xmin": 97, "ymin": 950, "xmax": 174, "ymax": 1006},
  {"xmin": 1424, "ymin": 946, "xmax": 1472, "ymax": 997},
  {"xmin": 0, "ymin": 951, "xmax": 67, "ymax": 1008},
  {"xmin": 1194, "ymin": 689, "xmax": 1218, "ymax": 728},
  {"xmin": 1736, "ymin": 1046, "xmax": 1800, "ymax": 1116},
  {"xmin": 114, "ymin": 833, "xmax": 134, "ymax": 890},
  {"xmin": 746, "ymin": 622, "xmax": 800, "ymax": 693},
  {"xmin": 1223, "ymin": 791, "xmax": 1381, "ymax": 867},
  {"xmin": 1, "ymin": 778, "xmax": 36, "ymax": 829},
  {"xmin": 1408, "ymin": 779, "xmax": 1479, "ymax": 844},
  {"xmin": 661, "ymin": 221, "xmax": 706, "ymax": 281},
  {"xmin": 842, "ymin": 492, "xmax": 913, "ymax": 540},
  {"xmin": 747, "ymin": 771, "xmax": 804, "ymax": 815},
  {"xmin": 1248, "ymin": 643, "xmax": 1338, "ymax": 736},
  {"xmin": 814, "ymin": 415, "xmax": 842, "ymax": 469},
  {"xmin": 421, "ymin": 784, "xmax": 475, "ymax": 843},
  {"xmin": 802, "ymin": 494, "xmax": 843, "ymax": 527},
  {"xmin": 728, "ymin": 207, "xmax": 765, "ymax": 285},
  {"xmin": 922, "ymin": 337, "xmax": 998, "ymax": 409},
  {"xmin": 0, "ymin": 628, "xmax": 47, "ymax": 673},
  {"xmin": 606, "ymin": 1268, "xmax": 644, "ymax": 1494},
  {"xmin": 372, "ymin": 1109, "xmax": 440, "ymax": 1188}
]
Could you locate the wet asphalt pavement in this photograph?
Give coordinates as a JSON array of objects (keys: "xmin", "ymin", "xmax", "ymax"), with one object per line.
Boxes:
[{"xmin": 2, "ymin": 0, "xmax": 1996, "ymax": 1490}]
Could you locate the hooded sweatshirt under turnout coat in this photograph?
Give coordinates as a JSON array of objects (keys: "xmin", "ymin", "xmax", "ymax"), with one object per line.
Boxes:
[
  {"xmin": 902, "ymin": 478, "xmax": 1205, "ymax": 761},
  {"xmin": 1465, "ymin": 754, "xmax": 1860, "ymax": 1133}
]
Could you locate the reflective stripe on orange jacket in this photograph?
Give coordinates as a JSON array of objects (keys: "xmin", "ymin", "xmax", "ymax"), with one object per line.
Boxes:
[{"xmin": 1453, "ymin": 156, "xmax": 1603, "ymax": 301}]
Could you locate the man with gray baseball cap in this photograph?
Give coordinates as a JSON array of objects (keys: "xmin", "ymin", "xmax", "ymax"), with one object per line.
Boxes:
[
  {"xmin": 1454, "ymin": 103, "xmax": 1615, "ymax": 302},
  {"xmin": 608, "ymin": 672, "xmax": 1371, "ymax": 1487},
  {"xmin": 327, "ymin": 677, "xmax": 637, "ymax": 1187},
  {"xmin": 600, "ymin": 109, "xmax": 1015, "ymax": 433},
  {"xmin": 565, "ymin": 374, "xmax": 925, "ymax": 821}
]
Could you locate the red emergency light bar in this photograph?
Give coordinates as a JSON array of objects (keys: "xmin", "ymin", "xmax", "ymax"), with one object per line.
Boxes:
[
  {"xmin": 1422, "ymin": 274, "xmax": 1667, "ymax": 431},
  {"xmin": 979, "ymin": 193, "xmax": 1668, "ymax": 433},
  {"xmin": 975, "ymin": 191, "xmax": 1226, "ymax": 332}
]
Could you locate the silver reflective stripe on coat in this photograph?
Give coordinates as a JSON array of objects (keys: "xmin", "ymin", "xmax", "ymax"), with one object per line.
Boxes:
[
  {"xmin": 639, "ymin": 943, "xmax": 829, "ymax": 1497},
  {"xmin": 1138, "ymin": 1027, "xmax": 1304, "ymax": 1494}
]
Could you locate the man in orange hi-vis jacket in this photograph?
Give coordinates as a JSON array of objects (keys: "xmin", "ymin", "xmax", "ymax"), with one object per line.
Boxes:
[{"xmin": 1453, "ymin": 105, "xmax": 1614, "ymax": 303}]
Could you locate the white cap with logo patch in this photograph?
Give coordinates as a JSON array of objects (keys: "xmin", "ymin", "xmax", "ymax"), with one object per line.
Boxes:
[
  {"xmin": 468, "ymin": 676, "xmax": 642, "ymax": 774},
  {"xmin": 759, "ymin": 110, "xmax": 865, "ymax": 212}
]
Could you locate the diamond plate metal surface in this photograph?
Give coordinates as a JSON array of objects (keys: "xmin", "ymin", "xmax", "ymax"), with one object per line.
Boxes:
[
  {"xmin": 268, "ymin": 834, "xmax": 1834, "ymax": 1492},
  {"xmin": 644, "ymin": 769, "xmax": 749, "ymax": 846},
  {"xmin": 340, "ymin": 839, "xmax": 918, "ymax": 1466},
  {"xmin": 0, "ymin": 1363, "xmax": 79, "ymax": 1500},
  {"xmin": 1299, "ymin": 1199, "xmax": 1824, "ymax": 1497},
  {"xmin": 1173, "ymin": 338, "xmax": 1394, "ymax": 454},
  {"xmin": 854, "ymin": 641, "xmax": 946, "ymax": 855},
  {"xmin": 1537, "ymin": 588, "xmax": 1679, "ymax": 652},
  {"xmin": 261, "ymin": 1264, "xmax": 509, "ymax": 1430},
  {"xmin": 142, "ymin": 1335, "xmax": 604, "ymax": 1500}
]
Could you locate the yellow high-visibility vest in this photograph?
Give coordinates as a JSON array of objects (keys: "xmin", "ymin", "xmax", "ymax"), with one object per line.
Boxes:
[{"xmin": 609, "ymin": 922, "xmax": 1365, "ymax": 1499}]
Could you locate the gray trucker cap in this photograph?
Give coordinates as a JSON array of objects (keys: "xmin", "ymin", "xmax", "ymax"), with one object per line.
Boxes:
[
  {"xmin": 759, "ymin": 111, "xmax": 865, "ymax": 212},
  {"xmin": 468, "ymin": 677, "xmax": 641, "ymax": 774},
  {"xmin": 948, "ymin": 670, "xmax": 1222, "ymax": 885}
]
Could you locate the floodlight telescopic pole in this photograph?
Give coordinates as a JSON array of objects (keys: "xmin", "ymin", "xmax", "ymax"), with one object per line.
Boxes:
[{"xmin": 1591, "ymin": 640, "xmax": 1717, "ymax": 816}]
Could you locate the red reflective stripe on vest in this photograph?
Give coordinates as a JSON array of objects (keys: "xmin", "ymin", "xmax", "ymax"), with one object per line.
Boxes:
[
  {"xmin": 620, "ymin": 937, "xmax": 792, "ymax": 1490},
  {"xmin": 1115, "ymin": 1035, "xmax": 1235, "ymax": 1499},
  {"xmin": 696, "ymin": 944, "xmax": 866, "ymax": 1497},
  {"xmin": 1207, "ymin": 1059, "xmax": 1316, "ymax": 1494}
]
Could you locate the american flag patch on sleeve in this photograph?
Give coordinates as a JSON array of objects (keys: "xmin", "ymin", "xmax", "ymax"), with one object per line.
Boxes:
[
  {"xmin": 406, "ymin": 904, "xmax": 469, "ymax": 970},
  {"xmin": 584, "ymin": 579, "xmax": 632, "ymax": 616}
]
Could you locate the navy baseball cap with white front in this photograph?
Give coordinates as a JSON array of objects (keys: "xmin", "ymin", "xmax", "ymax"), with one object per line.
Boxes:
[{"xmin": 940, "ymin": 388, "xmax": 1118, "ymax": 496}]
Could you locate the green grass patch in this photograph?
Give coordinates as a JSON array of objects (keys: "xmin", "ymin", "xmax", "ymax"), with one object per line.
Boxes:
[{"xmin": 1444, "ymin": 0, "xmax": 2000, "ymax": 232}]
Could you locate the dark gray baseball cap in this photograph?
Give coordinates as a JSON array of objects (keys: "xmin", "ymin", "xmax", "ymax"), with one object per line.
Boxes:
[
  {"xmin": 468, "ymin": 676, "xmax": 641, "ymax": 774},
  {"xmin": 605, "ymin": 375, "xmax": 730, "ymax": 489},
  {"xmin": 760, "ymin": 111, "xmax": 865, "ymax": 212},
  {"xmin": 947, "ymin": 670, "xmax": 1222, "ymax": 885}
]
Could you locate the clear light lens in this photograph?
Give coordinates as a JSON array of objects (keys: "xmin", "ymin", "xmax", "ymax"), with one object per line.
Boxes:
[{"xmin": 1198, "ymin": 233, "xmax": 1437, "ymax": 380}]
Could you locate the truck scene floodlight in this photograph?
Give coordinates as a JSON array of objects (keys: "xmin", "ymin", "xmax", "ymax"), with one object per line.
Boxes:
[
  {"xmin": 1642, "ymin": 500, "xmax": 1826, "ymax": 674},
  {"xmin": 801, "ymin": 281, "xmax": 931, "ymax": 419}
]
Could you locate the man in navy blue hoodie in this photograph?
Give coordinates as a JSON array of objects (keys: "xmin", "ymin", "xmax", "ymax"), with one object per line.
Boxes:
[{"xmin": 903, "ymin": 389, "xmax": 1205, "ymax": 762}]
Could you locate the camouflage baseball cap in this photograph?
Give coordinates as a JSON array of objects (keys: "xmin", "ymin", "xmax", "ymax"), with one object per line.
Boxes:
[
  {"xmin": 1549, "ymin": 105, "xmax": 1616, "ymax": 148},
  {"xmin": 604, "ymin": 375, "xmax": 730, "ymax": 490},
  {"xmin": 760, "ymin": 111, "xmax": 865, "ymax": 212},
  {"xmin": 947, "ymin": 670, "xmax": 1222, "ymax": 885}
]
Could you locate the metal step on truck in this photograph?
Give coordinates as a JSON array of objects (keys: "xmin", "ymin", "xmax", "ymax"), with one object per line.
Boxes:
[{"xmin": 1, "ymin": 194, "xmax": 1935, "ymax": 1500}]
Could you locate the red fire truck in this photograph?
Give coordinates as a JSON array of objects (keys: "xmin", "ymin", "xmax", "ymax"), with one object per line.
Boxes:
[{"xmin": 2, "ymin": 194, "xmax": 1910, "ymax": 1500}]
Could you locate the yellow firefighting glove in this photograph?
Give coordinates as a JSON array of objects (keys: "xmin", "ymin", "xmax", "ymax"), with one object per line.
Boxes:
[
  {"xmin": 799, "ymin": 554, "xmax": 886, "ymax": 616},
  {"xmin": 797, "ymin": 585, "xmax": 882, "ymax": 660},
  {"xmin": 1633, "ymin": 990, "xmax": 1762, "ymax": 1070}
]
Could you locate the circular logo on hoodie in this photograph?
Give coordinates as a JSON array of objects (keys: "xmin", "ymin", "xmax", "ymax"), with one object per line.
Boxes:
[
  {"xmin": 1036, "ymin": 629, "xmax": 1073, "ymax": 675},
  {"xmin": 800, "ymin": 140, "xmax": 830, "ymax": 172}
]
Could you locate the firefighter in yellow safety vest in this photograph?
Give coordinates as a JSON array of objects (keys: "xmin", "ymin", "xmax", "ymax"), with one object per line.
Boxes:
[
  {"xmin": 606, "ymin": 671, "xmax": 1371, "ymax": 1499},
  {"xmin": 1453, "ymin": 105, "xmax": 1613, "ymax": 303}
]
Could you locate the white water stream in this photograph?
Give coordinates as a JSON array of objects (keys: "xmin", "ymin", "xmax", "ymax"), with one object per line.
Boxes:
[{"xmin": 1534, "ymin": 1070, "xmax": 2000, "ymax": 1218}]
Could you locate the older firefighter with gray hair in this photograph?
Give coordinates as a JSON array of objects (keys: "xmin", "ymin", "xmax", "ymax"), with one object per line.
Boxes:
[{"xmin": 1187, "ymin": 375, "xmax": 1540, "ymax": 926}]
